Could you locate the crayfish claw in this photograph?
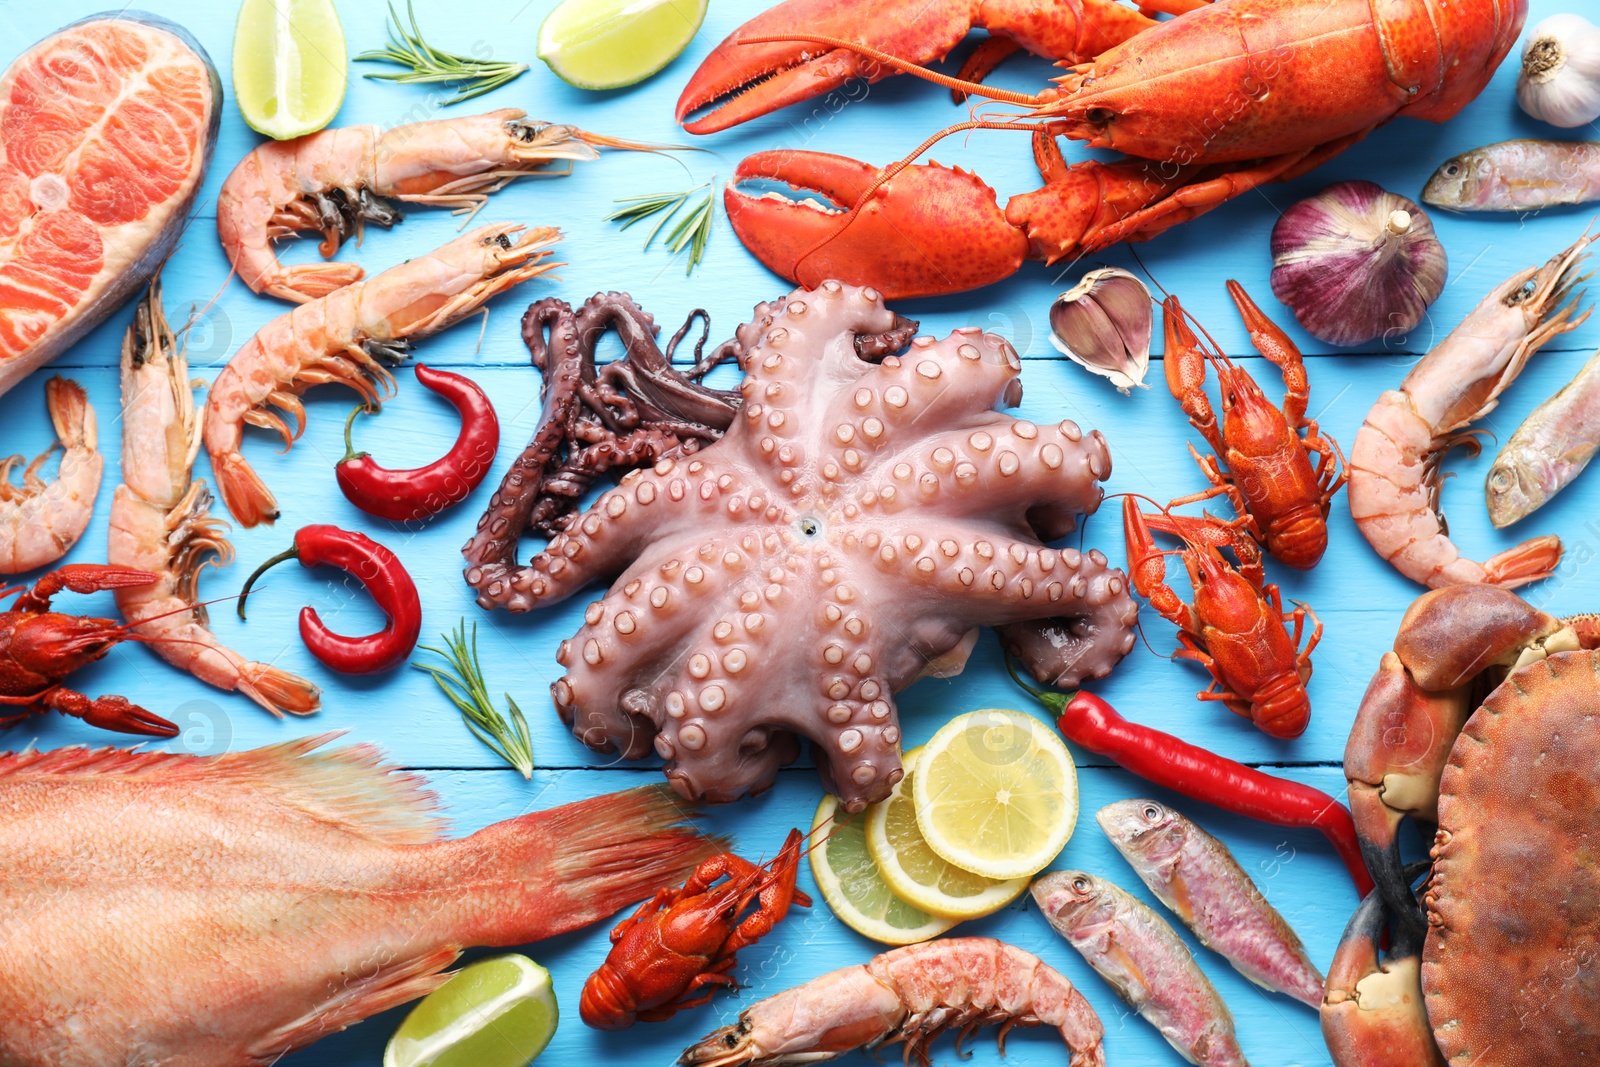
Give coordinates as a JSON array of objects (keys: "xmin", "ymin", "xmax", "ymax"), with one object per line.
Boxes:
[{"xmin": 46, "ymin": 689, "xmax": 179, "ymax": 737}]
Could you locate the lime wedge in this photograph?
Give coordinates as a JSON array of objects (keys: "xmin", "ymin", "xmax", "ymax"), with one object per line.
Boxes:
[
  {"xmin": 384, "ymin": 955, "xmax": 558, "ymax": 1067},
  {"xmin": 233, "ymin": 0, "xmax": 348, "ymax": 140},
  {"xmin": 537, "ymin": 0, "xmax": 708, "ymax": 91}
]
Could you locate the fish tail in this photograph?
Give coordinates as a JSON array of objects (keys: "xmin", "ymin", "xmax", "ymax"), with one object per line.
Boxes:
[{"xmin": 478, "ymin": 784, "xmax": 726, "ymax": 942}]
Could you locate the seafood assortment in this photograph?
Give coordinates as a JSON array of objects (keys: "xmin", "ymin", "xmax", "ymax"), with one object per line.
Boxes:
[
  {"xmin": 1424, "ymin": 139, "xmax": 1600, "ymax": 211},
  {"xmin": 11, "ymin": 0, "xmax": 1600, "ymax": 1064},
  {"xmin": 203, "ymin": 223, "xmax": 562, "ymax": 527},
  {"xmin": 218, "ymin": 111, "xmax": 613, "ymax": 302},
  {"xmin": 678, "ymin": 937, "xmax": 1107, "ymax": 1067},
  {"xmin": 0, "ymin": 377, "xmax": 102, "ymax": 573},
  {"xmin": 0, "ymin": 13, "xmax": 220, "ymax": 395},
  {"xmin": 0, "ymin": 564, "xmax": 178, "ymax": 736},
  {"xmin": 581, "ymin": 829, "xmax": 809, "ymax": 1030},
  {"xmin": 107, "ymin": 282, "xmax": 321, "ymax": 717},
  {"xmin": 468, "ymin": 282, "xmax": 1137, "ymax": 811},
  {"xmin": 1349, "ymin": 235, "xmax": 1592, "ymax": 588},
  {"xmin": 677, "ymin": 0, "xmax": 1523, "ymax": 297},
  {"xmin": 1033, "ymin": 871, "xmax": 1248, "ymax": 1067},
  {"xmin": 464, "ymin": 291, "xmax": 745, "ymax": 570},
  {"xmin": 1098, "ymin": 799, "xmax": 1325, "ymax": 1008},
  {"xmin": 1486, "ymin": 345, "xmax": 1600, "ymax": 526},
  {"xmin": 0, "ymin": 736, "xmax": 718, "ymax": 1067}
]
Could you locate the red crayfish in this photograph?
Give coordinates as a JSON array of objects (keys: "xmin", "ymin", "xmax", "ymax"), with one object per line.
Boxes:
[
  {"xmin": 1124, "ymin": 497, "xmax": 1321, "ymax": 739},
  {"xmin": 0, "ymin": 564, "xmax": 178, "ymax": 736},
  {"xmin": 1163, "ymin": 282, "xmax": 1347, "ymax": 571},
  {"xmin": 580, "ymin": 828, "xmax": 810, "ymax": 1030}
]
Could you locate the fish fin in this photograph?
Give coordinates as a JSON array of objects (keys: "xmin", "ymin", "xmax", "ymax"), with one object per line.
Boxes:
[
  {"xmin": 0, "ymin": 733, "xmax": 447, "ymax": 845},
  {"xmin": 244, "ymin": 945, "xmax": 461, "ymax": 1064},
  {"xmin": 1166, "ymin": 872, "xmax": 1197, "ymax": 926},
  {"xmin": 473, "ymin": 784, "xmax": 727, "ymax": 943}
]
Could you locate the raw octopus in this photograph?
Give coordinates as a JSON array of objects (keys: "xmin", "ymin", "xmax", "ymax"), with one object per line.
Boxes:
[
  {"xmin": 463, "ymin": 291, "xmax": 754, "ymax": 564},
  {"xmin": 465, "ymin": 282, "xmax": 1137, "ymax": 810}
]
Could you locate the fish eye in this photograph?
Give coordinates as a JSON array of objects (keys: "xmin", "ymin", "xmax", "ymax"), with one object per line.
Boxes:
[
  {"xmin": 1444, "ymin": 162, "xmax": 1460, "ymax": 177},
  {"xmin": 1490, "ymin": 469, "xmax": 1511, "ymax": 490},
  {"xmin": 1071, "ymin": 875, "xmax": 1091, "ymax": 893},
  {"xmin": 1142, "ymin": 803, "xmax": 1161, "ymax": 820}
]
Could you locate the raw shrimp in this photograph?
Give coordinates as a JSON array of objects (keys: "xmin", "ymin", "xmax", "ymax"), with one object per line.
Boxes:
[
  {"xmin": 1349, "ymin": 234, "xmax": 1593, "ymax": 589},
  {"xmin": 677, "ymin": 937, "xmax": 1106, "ymax": 1067},
  {"xmin": 218, "ymin": 110, "xmax": 621, "ymax": 302},
  {"xmin": 108, "ymin": 280, "xmax": 320, "ymax": 718},
  {"xmin": 202, "ymin": 223, "xmax": 561, "ymax": 528},
  {"xmin": 0, "ymin": 377, "xmax": 103, "ymax": 574}
]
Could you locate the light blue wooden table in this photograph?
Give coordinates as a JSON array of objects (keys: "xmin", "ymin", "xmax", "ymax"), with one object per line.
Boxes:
[{"xmin": 2, "ymin": 1, "xmax": 1596, "ymax": 1064}]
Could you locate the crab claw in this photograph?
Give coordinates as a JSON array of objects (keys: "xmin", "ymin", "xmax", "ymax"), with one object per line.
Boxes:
[
  {"xmin": 1322, "ymin": 882, "xmax": 1445, "ymax": 1067},
  {"xmin": 726, "ymin": 151, "xmax": 1027, "ymax": 300},
  {"xmin": 1345, "ymin": 651, "xmax": 1469, "ymax": 933}
]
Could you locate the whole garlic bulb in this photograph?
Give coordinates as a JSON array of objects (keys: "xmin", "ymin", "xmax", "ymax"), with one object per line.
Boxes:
[
  {"xmin": 1269, "ymin": 181, "xmax": 1447, "ymax": 348},
  {"xmin": 1517, "ymin": 14, "xmax": 1600, "ymax": 128}
]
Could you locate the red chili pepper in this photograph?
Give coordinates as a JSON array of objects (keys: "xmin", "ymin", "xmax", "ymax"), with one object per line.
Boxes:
[
  {"xmin": 1009, "ymin": 662, "xmax": 1374, "ymax": 897},
  {"xmin": 336, "ymin": 364, "xmax": 500, "ymax": 522},
  {"xmin": 238, "ymin": 525, "xmax": 421, "ymax": 675}
]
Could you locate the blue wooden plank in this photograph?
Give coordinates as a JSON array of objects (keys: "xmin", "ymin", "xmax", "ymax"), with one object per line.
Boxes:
[{"xmin": 1, "ymin": 0, "xmax": 1596, "ymax": 1065}]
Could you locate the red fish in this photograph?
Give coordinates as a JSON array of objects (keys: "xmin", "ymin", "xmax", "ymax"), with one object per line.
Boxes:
[
  {"xmin": 0, "ymin": 13, "xmax": 220, "ymax": 395},
  {"xmin": 0, "ymin": 735, "xmax": 720, "ymax": 1066}
]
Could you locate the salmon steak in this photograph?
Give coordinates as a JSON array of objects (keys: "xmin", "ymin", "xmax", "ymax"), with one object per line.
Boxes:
[
  {"xmin": 0, "ymin": 735, "xmax": 720, "ymax": 1066},
  {"xmin": 0, "ymin": 13, "xmax": 220, "ymax": 396}
]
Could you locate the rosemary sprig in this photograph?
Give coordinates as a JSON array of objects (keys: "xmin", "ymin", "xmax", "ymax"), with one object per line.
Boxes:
[
  {"xmin": 606, "ymin": 181, "xmax": 715, "ymax": 275},
  {"xmin": 413, "ymin": 620, "xmax": 534, "ymax": 779},
  {"xmin": 355, "ymin": 1, "xmax": 529, "ymax": 106}
]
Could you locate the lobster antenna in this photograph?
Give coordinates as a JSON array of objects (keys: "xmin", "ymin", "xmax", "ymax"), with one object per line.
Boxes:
[{"xmin": 735, "ymin": 33, "xmax": 1042, "ymax": 106}]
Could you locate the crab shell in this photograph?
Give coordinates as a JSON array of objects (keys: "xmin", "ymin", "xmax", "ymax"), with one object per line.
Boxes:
[{"xmin": 1423, "ymin": 648, "xmax": 1600, "ymax": 1063}]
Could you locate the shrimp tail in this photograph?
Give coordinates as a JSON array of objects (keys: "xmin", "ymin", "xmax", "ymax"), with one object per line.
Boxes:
[
  {"xmin": 237, "ymin": 664, "xmax": 322, "ymax": 717},
  {"xmin": 211, "ymin": 450, "xmax": 280, "ymax": 528},
  {"xmin": 267, "ymin": 263, "xmax": 366, "ymax": 305},
  {"xmin": 1481, "ymin": 535, "xmax": 1564, "ymax": 588},
  {"xmin": 44, "ymin": 376, "xmax": 96, "ymax": 451}
]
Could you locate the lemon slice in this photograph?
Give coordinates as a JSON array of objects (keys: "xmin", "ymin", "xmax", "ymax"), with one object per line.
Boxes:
[
  {"xmin": 868, "ymin": 747, "xmax": 1030, "ymax": 919},
  {"xmin": 385, "ymin": 954, "xmax": 558, "ymax": 1067},
  {"xmin": 912, "ymin": 708, "xmax": 1078, "ymax": 880},
  {"xmin": 810, "ymin": 792, "xmax": 955, "ymax": 945},
  {"xmin": 233, "ymin": 0, "xmax": 348, "ymax": 140},
  {"xmin": 537, "ymin": 0, "xmax": 708, "ymax": 90}
]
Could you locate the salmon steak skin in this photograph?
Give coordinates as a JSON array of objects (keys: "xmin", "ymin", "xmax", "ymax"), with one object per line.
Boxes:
[
  {"xmin": 0, "ymin": 735, "xmax": 722, "ymax": 1066},
  {"xmin": 0, "ymin": 12, "xmax": 220, "ymax": 396}
]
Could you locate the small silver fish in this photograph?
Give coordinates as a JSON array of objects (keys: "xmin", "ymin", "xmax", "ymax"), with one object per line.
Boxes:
[
  {"xmin": 1097, "ymin": 799, "xmax": 1325, "ymax": 1008},
  {"xmin": 1423, "ymin": 140, "xmax": 1600, "ymax": 212},
  {"xmin": 1033, "ymin": 871, "xmax": 1249, "ymax": 1067},
  {"xmin": 1487, "ymin": 348, "xmax": 1600, "ymax": 527}
]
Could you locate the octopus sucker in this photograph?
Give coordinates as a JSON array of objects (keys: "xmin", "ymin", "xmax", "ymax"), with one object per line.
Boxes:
[{"xmin": 473, "ymin": 282, "xmax": 1136, "ymax": 807}]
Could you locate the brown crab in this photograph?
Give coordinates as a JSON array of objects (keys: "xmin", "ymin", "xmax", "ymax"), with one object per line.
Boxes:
[{"xmin": 1327, "ymin": 586, "xmax": 1600, "ymax": 1064}]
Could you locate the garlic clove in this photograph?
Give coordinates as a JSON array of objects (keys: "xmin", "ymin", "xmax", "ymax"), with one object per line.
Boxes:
[
  {"xmin": 1269, "ymin": 181, "xmax": 1447, "ymax": 348},
  {"xmin": 1517, "ymin": 13, "xmax": 1600, "ymax": 128},
  {"xmin": 1048, "ymin": 267, "xmax": 1152, "ymax": 393}
]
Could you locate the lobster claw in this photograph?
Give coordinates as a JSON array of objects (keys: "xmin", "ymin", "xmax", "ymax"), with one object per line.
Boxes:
[
  {"xmin": 726, "ymin": 152, "xmax": 1027, "ymax": 301},
  {"xmin": 1321, "ymin": 879, "xmax": 1444, "ymax": 1067},
  {"xmin": 77, "ymin": 695, "xmax": 180, "ymax": 738}
]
